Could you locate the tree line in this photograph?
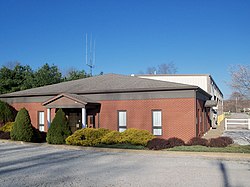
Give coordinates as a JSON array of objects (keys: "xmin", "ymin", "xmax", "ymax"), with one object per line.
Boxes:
[{"xmin": 0, "ymin": 63, "xmax": 90, "ymax": 94}]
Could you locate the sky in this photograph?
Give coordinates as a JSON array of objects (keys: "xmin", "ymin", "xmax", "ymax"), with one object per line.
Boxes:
[{"xmin": 0, "ymin": 0, "xmax": 249, "ymax": 98}]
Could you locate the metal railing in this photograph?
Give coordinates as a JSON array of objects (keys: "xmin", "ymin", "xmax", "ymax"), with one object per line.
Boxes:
[{"xmin": 225, "ymin": 118, "xmax": 250, "ymax": 130}]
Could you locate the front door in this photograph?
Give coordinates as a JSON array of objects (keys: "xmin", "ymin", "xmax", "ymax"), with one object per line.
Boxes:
[
  {"xmin": 87, "ymin": 115, "xmax": 95, "ymax": 128},
  {"xmin": 63, "ymin": 109, "xmax": 82, "ymax": 133}
]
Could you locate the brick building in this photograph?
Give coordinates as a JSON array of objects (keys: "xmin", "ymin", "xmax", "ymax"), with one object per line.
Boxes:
[
  {"xmin": 0, "ymin": 74, "xmax": 213, "ymax": 142},
  {"xmin": 137, "ymin": 74, "xmax": 223, "ymax": 128}
]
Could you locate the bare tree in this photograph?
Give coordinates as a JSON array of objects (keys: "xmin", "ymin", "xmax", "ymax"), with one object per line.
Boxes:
[
  {"xmin": 229, "ymin": 65, "xmax": 250, "ymax": 98},
  {"xmin": 143, "ymin": 62, "xmax": 177, "ymax": 75},
  {"xmin": 157, "ymin": 62, "xmax": 177, "ymax": 74},
  {"xmin": 146, "ymin": 67, "xmax": 157, "ymax": 74},
  {"xmin": 224, "ymin": 92, "xmax": 250, "ymax": 112}
]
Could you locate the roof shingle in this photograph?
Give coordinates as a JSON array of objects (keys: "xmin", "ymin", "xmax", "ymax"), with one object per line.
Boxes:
[{"xmin": 0, "ymin": 74, "xmax": 198, "ymax": 97}]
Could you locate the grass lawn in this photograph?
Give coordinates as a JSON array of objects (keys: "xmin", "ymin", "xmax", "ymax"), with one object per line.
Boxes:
[
  {"xmin": 166, "ymin": 145, "xmax": 250, "ymax": 153},
  {"xmin": 95, "ymin": 143, "xmax": 146, "ymax": 150},
  {"xmin": 95, "ymin": 143, "xmax": 250, "ymax": 153}
]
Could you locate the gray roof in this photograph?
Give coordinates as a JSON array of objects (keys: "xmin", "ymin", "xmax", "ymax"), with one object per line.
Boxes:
[{"xmin": 0, "ymin": 74, "xmax": 200, "ymax": 97}]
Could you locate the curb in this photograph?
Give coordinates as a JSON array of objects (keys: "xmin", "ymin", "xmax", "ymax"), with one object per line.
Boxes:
[{"xmin": 1, "ymin": 139, "xmax": 250, "ymax": 161}]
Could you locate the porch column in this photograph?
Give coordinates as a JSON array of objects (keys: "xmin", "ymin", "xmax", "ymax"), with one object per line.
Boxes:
[
  {"xmin": 47, "ymin": 108, "xmax": 51, "ymax": 128},
  {"xmin": 82, "ymin": 107, "xmax": 86, "ymax": 128}
]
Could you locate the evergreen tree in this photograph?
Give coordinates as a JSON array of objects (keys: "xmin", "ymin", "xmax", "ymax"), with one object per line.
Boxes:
[
  {"xmin": 34, "ymin": 63, "xmax": 62, "ymax": 87},
  {"xmin": 65, "ymin": 69, "xmax": 90, "ymax": 81},
  {"xmin": 46, "ymin": 108, "xmax": 71, "ymax": 144},
  {"xmin": 0, "ymin": 100, "xmax": 17, "ymax": 126},
  {"xmin": 10, "ymin": 108, "xmax": 34, "ymax": 142}
]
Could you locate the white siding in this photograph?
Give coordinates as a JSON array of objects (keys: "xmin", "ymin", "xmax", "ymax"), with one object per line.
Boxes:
[
  {"xmin": 138, "ymin": 74, "xmax": 224, "ymax": 115},
  {"xmin": 139, "ymin": 75, "xmax": 208, "ymax": 93}
]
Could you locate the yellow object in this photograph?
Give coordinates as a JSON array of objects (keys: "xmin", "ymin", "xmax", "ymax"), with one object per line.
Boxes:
[
  {"xmin": 0, "ymin": 122, "xmax": 14, "ymax": 132},
  {"xmin": 217, "ymin": 114, "xmax": 225, "ymax": 126}
]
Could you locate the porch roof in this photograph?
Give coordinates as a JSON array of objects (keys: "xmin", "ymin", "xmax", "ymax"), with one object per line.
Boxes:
[
  {"xmin": 42, "ymin": 93, "xmax": 99, "ymax": 108},
  {"xmin": 205, "ymin": 100, "xmax": 217, "ymax": 108}
]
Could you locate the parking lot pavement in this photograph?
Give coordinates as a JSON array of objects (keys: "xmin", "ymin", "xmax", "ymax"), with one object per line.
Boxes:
[
  {"xmin": 0, "ymin": 141, "xmax": 250, "ymax": 187},
  {"xmin": 229, "ymin": 113, "xmax": 250, "ymax": 119},
  {"xmin": 222, "ymin": 131, "xmax": 250, "ymax": 145},
  {"xmin": 223, "ymin": 113, "xmax": 250, "ymax": 145}
]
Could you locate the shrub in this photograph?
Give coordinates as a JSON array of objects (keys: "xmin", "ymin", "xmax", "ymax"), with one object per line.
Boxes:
[
  {"xmin": 66, "ymin": 128, "xmax": 111, "ymax": 146},
  {"xmin": 101, "ymin": 131, "xmax": 123, "ymax": 144},
  {"xmin": 208, "ymin": 137, "xmax": 228, "ymax": 147},
  {"xmin": 0, "ymin": 122, "xmax": 14, "ymax": 132},
  {"xmin": 147, "ymin": 138, "xmax": 170, "ymax": 150},
  {"xmin": 120, "ymin": 128, "xmax": 155, "ymax": 146},
  {"xmin": 187, "ymin": 137, "xmax": 209, "ymax": 146},
  {"xmin": 220, "ymin": 136, "xmax": 234, "ymax": 145},
  {"xmin": 10, "ymin": 108, "xmax": 34, "ymax": 142},
  {"xmin": 0, "ymin": 131, "xmax": 11, "ymax": 139},
  {"xmin": 167, "ymin": 137, "xmax": 185, "ymax": 148},
  {"xmin": 32, "ymin": 128, "xmax": 47, "ymax": 143},
  {"xmin": 47, "ymin": 109, "xmax": 71, "ymax": 144},
  {"xmin": 0, "ymin": 100, "xmax": 17, "ymax": 126}
]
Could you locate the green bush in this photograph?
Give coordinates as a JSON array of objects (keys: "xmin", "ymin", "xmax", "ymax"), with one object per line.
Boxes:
[
  {"xmin": 66, "ymin": 128, "xmax": 111, "ymax": 146},
  {"xmin": 120, "ymin": 128, "xmax": 155, "ymax": 146},
  {"xmin": 10, "ymin": 108, "xmax": 34, "ymax": 142},
  {"xmin": 0, "ymin": 100, "xmax": 17, "ymax": 126},
  {"xmin": 66, "ymin": 128, "xmax": 154, "ymax": 147},
  {"xmin": 101, "ymin": 131, "xmax": 123, "ymax": 144},
  {"xmin": 46, "ymin": 108, "xmax": 71, "ymax": 144},
  {"xmin": 0, "ymin": 122, "xmax": 14, "ymax": 132}
]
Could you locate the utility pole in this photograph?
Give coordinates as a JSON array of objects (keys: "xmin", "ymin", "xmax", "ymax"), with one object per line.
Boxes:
[
  {"xmin": 235, "ymin": 97, "xmax": 238, "ymax": 113},
  {"xmin": 85, "ymin": 33, "xmax": 95, "ymax": 76}
]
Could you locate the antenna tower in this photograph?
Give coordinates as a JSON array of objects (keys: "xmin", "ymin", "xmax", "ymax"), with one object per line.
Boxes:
[{"xmin": 85, "ymin": 33, "xmax": 95, "ymax": 76}]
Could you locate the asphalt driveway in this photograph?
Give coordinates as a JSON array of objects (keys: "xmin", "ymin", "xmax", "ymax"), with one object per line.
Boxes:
[
  {"xmin": 222, "ymin": 113, "xmax": 250, "ymax": 145},
  {"xmin": 0, "ymin": 141, "xmax": 250, "ymax": 187}
]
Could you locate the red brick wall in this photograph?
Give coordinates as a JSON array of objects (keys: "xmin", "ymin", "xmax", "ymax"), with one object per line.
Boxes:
[
  {"xmin": 98, "ymin": 98, "xmax": 196, "ymax": 142},
  {"xmin": 196, "ymin": 99, "xmax": 211, "ymax": 137},
  {"xmin": 11, "ymin": 97, "xmax": 199, "ymax": 142},
  {"xmin": 11, "ymin": 103, "xmax": 56, "ymax": 132}
]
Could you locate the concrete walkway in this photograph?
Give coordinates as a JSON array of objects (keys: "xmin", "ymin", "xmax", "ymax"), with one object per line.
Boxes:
[{"xmin": 203, "ymin": 119, "xmax": 225, "ymax": 139}]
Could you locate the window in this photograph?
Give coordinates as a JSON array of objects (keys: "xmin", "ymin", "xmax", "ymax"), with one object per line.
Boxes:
[
  {"xmin": 118, "ymin": 111, "xmax": 127, "ymax": 132},
  {"xmin": 152, "ymin": 110, "xmax": 162, "ymax": 136},
  {"xmin": 38, "ymin": 111, "xmax": 45, "ymax": 132}
]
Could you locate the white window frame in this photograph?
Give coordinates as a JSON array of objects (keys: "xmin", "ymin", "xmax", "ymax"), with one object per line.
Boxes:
[
  {"xmin": 38, "ymin": 111, "xmax": 45, "ymax": 132},
  {"xmin": 118, "ymin": 111, "xmax": 127, "ymax": 132},
  {"xmin": 152, "ymin": 110, "xmax": 162, "ymax": 136}
]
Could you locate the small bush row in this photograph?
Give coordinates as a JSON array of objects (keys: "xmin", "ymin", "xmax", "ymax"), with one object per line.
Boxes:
[
  {"xmin": 66, "ymin": 128, "xmax": 111, "ymax": 146},
  {"xmin": 147, "ymin": 136, "xmax": 234, "ymax": 150},
  {"xmin": 147, "ymin": 137, "xmax": 185, "ymax": 150},
  {"xmin": 66, "ymin": 128, "xmax": 155, "ymax": 147}
]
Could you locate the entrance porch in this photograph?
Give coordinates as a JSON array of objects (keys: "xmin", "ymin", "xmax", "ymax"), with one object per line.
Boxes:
[{"xmin": 42, "ymin": 93, "xmax": 100, "ymax": 132}]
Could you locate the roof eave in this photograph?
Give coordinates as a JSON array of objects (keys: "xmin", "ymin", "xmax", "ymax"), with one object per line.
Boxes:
[{"xmin": 0, "ymin": 86, "xmax": 199, "ymax": 98}]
